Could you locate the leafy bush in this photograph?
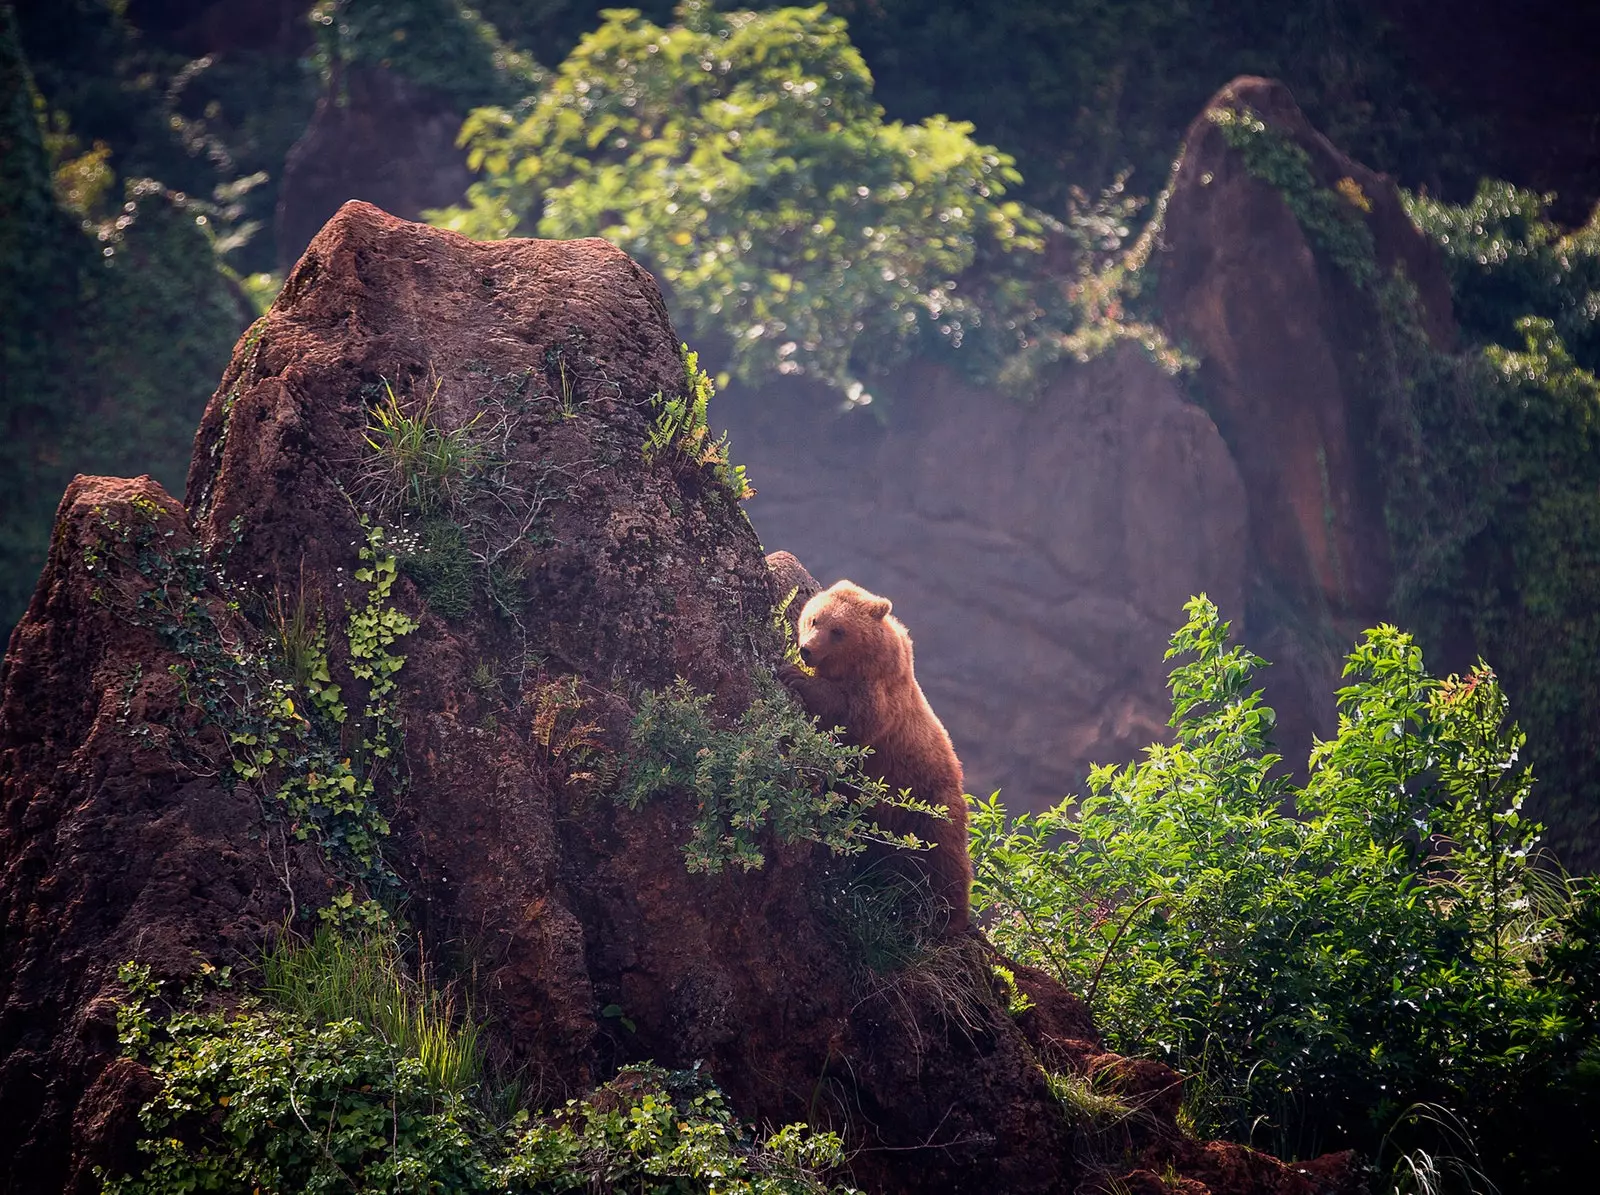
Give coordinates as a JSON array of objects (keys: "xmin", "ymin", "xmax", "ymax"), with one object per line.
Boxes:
[
  {"xmin": 1405, "ymin": 181, "xmax": 1600, "ymax": 372},
  {"xmin": 1374, "ymin": 187, "xmax": 1600, "ymax": 863},
  {"xmin": 620, "ymin": 672, "xmax": 934, "ymax": 874},
  {"xmin": 433, "ymin": 2, "xmax": 1176, "ymax": 401},
  {"xmin": 971, "ymin": 597, "xmax": 1600, "ymax": 1169},
  {"xmin": 107, "ymin": 950, "xmax": 853, "ymax": 1194}
]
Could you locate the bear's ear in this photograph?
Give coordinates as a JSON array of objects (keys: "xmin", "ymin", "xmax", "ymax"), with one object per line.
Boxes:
[{"xmin": 864, "ymin": 595, "xmax": 892, "ymax": 620}]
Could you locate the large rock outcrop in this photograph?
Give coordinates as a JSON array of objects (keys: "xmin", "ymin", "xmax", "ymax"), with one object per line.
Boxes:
[
  {"xmin": 1157, "ymin": 75, "xmax": 1454, "ymax": 756},
  {"xmin": 0, "ymin": 201, "xmax": 1359, "ymax": 1195}
]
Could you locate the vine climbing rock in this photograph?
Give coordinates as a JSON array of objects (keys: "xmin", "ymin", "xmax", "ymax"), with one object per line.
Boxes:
[
  {"xmin": 0, "ymin": 476, "xmax": 331, "ymax": 1193},
  {"xmin": 1157, "ymin": 75, "xmax": 1457, "ymax": 759},
  {"xmin": 3, "ymin": 201, "xmax": 1362, "ymax": 1194}
]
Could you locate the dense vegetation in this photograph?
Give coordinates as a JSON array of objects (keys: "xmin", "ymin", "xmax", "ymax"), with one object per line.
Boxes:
[
  {"xmin": 433, "ymin": 3, "xmax": 1176, "ymax": 402},
  {"xmin": 109, "ymin": 934, "xmax": 854, "ymax": 1194},
  {"xmin": 974, "ymin": 598, "xmax": 1600, "ymax": 1189},
  {"xmin": 1372, "ymin": 186, "xmax": 1600, "ymax": 860},
  {"xmin": 1, "ymin": 5, "xmax": 253, "ymax": 635}
]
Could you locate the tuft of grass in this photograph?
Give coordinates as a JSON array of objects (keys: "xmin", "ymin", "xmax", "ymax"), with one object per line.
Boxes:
[
  {"xmin": 260, "ymin": 925, "xmax": 482, "ymax": 1093},
  {"xmin": 832, "ymin": 858, "xmax": 946, "ymax": 975},
  {"xmin": 1046, "ymin": 1069, "xmax": 1135, "ymax": 1129},
  {"xmin": 360, "ymin": 377, "xmax": 491, "ymax": 516},
  {"xmin": 270, "ymin": 569, "xmax": 321, "ymax": 690},
  {"xmin": 1379, "ymin": 1104, "xmax": 1501, "ymax": 1195},
  {"xmin": 393, "ymin": 515, "xmax": 475, "ymax": 618}
]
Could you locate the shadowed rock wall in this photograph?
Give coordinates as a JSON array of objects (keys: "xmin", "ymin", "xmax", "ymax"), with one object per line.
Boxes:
[{"xmin": 721, "ymin": 348, "xmax": 1248, "ymax": 808}]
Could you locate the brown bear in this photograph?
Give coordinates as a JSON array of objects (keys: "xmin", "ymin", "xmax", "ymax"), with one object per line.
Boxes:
[{"xmin": 779, "ymin": 580, "xmax": 971, "ymax": 934}]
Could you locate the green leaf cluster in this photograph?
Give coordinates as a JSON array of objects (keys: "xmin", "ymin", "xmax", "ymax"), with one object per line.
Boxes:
[
  {"xmin": 972, "ymin": 597, "xmax": 1600, "ymax": 1163},
  {"xmin": 1374, "ymin": 186, "xmax": 1600, "ymax": 861},
  {"xmin": 620, "ymin": 672, "xmax": 931, "ymax": 874},
  {"xmin": 434, "ymin": 2, "xmax": 1177, "ymax": 401},
  {"xmin": 643, "ymin": 344, "xmax": 753, "ymax": 501},
  {"xmin": 106, "ymin": 948, "xmax": 852, "ymax": 1195},
  {"xmin": 230, "ymin": 520, "xmax": 417, "ymax": 888}
]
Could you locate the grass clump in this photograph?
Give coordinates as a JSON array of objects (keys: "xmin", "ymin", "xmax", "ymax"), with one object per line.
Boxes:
[
  {"xmin": 261, "ymin": 924, "xmax": 482, "ymax": 1092},
  {"xmin": 360, "ymin": 377, "xmax": 493, "ymax": 517},
  {"xmin": 1045, "ymin": 1070, "xmax": 1134, "ymax": 1129},
  {"xmin": 393, "ymin": 515, "xmax": 476, "ymax": 619}
]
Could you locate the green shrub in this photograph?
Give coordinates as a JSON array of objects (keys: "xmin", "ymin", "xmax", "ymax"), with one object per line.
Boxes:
[
  {"xmin": 1373, "ymin": 188, "xmax": 1600, "ymax": 862},
  {"xmin": 106, "ymin": 951, "xmax": 854, "ymax": 1194},
  {"xmin": 1, "ymin": 16, "xmax": 249, "ymax": 630},
  {"xmin": 620, "ymin": 672, "xmax": 937, "ymax": 874},
  {"xmin": 1405, "ymin": 181, "xmax": 1600, "ymax": 372},
  {"xmin": 971, "ymin": 597, "xmax": 1600, "ymax": 1169}
]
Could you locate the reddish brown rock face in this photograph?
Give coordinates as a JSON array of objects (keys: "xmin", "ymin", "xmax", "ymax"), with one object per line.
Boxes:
[
  {"xmin": 1, "ymin": 201, "xmax": 1360, "ymax": 1195},
  {"xmin": 1157, "ymin": 75, "xmax": 1455, "ymax": 754}
]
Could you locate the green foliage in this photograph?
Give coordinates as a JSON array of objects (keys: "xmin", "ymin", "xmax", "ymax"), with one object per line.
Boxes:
[
  {"xmin": 85, "ymin": 498, "xmax": 414, "ymax": 895},
  {"xmin": 397, "ymin": 516, "xmax": 477, "ymax": 619},
  {"xmin": 1404, "ymin": 181, "xmax": 1600, "ymax": 372},
  {"xmin": 495, "ymin": 1065, "xmax": 854, "ymax": 1193},
  {"xmin": 310, "ymin": 0, "xmax": 544, "ymax": 113},
  {"xmin": 0, "ymin": 19, "xmax": 249, "ymax": 631},
  {"xmin": 1374, "ymin": 188, "xmax": 1600, "ymax": 862},
  {"xmin": 232, "ymin": 520, "xmax": 417, "ymax": 889},
  {"xmin": 106, "ymin": 954, "xmax": 851, "ymax": 1194},
  {"xmin": 1209, "ymin": 104, "xmax": 1377, "ymax": 286},
  {"xmin": 990, "ymin": 963, "xmax": 1035, "ymax": 1018},
  {"xmin": 261, "ymin": 925, "xmax": 483, "ymax": 1092},
  {"xmin": 972, "ymin": 597, "xmax": 1600, "ymax": 1166},
  {"xmin": 825, "ymin": 0, "xmax": 1475, "ymax": 225},
  {"xmin": 821, "ymin": 860, "xmax": 946, "ymax": 976},
  {"xmin": 1044, "ymin": 1070, "xmax": 1133, "ymax": 1130},
  {"xmin": 359, "ymin": 367, "xmax": 580, "ymax": 624},
  {"xmin": 620, "ymin": 672, "xmax": 935, "ymax": 874},
  {"xmin": 435, "ymin": 2, "xmax": 1176, "ymax": 401},
  {"xmin": 644, "ymin": 345, "xmax": 754, "ymax": 500}
]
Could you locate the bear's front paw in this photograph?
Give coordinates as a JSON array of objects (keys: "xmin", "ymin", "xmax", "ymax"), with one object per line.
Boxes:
[{"xmin": 777, "ymin": 663, "xmax": 810, "ymax": 690}]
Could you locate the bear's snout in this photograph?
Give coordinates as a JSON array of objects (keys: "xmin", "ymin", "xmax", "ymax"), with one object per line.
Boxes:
[{"xmin": 799, "ymin": 645, "xmax": 814, "ymax": 665}]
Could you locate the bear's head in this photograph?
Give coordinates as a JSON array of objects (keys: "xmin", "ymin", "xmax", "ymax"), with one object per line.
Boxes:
[{"xmin": 796, "ymin": 580, "xmax": 909, "ymax": 681}]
